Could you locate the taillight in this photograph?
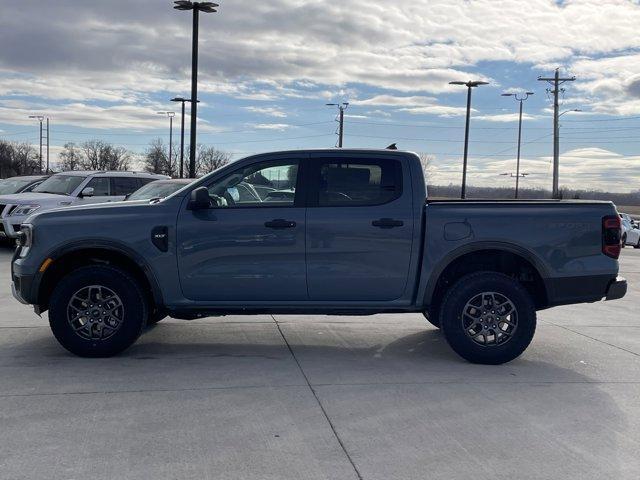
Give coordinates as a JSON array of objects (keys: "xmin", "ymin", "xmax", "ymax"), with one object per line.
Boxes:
[{"xmin": 602, "ymin": 215, "xmax": 621, "ymax": 259}]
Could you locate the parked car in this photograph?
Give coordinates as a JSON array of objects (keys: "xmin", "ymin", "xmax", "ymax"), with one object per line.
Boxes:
[
  {"xmin": 126, "ymin": 178, "xmax": 193, "ymax": 202},
  {"xmin": 11, "ymin": 149, "xmax": 626, "ymax": 364},
  {"xmin": 0, "ymin": 171, "xmax": 168, "ymax": 239},
  {"xmin": 620, "ymin": 213, "xmax": 640, "ymax": 248},
  {"xmin": 0, "ymin": 175, "xmax": 49, "ymax": 195}
]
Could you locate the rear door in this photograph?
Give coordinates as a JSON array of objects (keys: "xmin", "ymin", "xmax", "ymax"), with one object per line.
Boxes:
[
  {"xmin": 177, "ymin": 155, "xmax": 308, "ymax": 302},
  {"xmin": 306, "ymin": 154, "xmax": 414, "ymax": 301},
  {"xmin": 111, "ymin": 177, "xmax": 143, "ymax": 201}
]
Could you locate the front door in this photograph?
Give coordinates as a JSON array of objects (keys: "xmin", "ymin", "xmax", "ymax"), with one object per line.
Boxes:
[
  {"xmin": 177, "ymin": 156, "xmax": 307, "ymax": 302},
  {"xmin": 306, "ymin": 155, "xmax": 414, "ymax": 301}
]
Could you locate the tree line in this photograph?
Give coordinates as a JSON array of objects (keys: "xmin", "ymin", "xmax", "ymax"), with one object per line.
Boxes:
[{"xmin": 0, "ymin": 137, "xmax": 231, "ymax": 178}]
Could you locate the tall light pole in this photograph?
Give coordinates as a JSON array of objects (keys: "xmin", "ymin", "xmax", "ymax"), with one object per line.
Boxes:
[
  {"xmin": 158, "ymin": 111, "xmax": 176, "ymax": 176},
  {"xmin": 174, "ymin": 1, "xmax": 219, "ymax": 178},
  {"xmin": 449, "ymin": 80, "xmax": 489, "ymax": 199},
  {"xmin": 171, "ymin": 97, "xmax": 200, "ymax": 178},
  {"xmin": 501, "ymin": 92, "xmax": 534, "ymax": 198},
  {"xmin": 326, "ymin": 102, "xmax": 349, "ymax": 148},
  {"xmin": 28, "ymin": 115, "xmax": 45, "ymax": 174}
]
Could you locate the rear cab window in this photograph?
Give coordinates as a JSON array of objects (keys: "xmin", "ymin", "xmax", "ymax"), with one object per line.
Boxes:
[{"xmin": 314, "ymin": 158, "xmax": 403, "ymax": 207}]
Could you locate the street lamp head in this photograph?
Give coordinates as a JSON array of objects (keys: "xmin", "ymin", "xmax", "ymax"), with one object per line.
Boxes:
[
  {"xmin": 501, "ymin": 93, "xmax": 514, "ymax": 97},
  {"xmin": 171, "ymin": 97, "xmax": 186, "ymax": 102},
  {"xmin": 326, "ymin": 103, "xmax": 338, "ymax": 106},
  {"xmin": 450, "ymin": 80, "xmax": 489, "ymax": 88},
  {"xmin": 174, "ymin": 1, "xmax": 218, "ymax": 11},
  {"xmin": 28, "ymin": 115, "xmax": 44, "ymax": 120},
  {"xmin": 526, "ymin": 92, "xmax": 534, "ymax": 95},
  {"xmin": 167, "ymin": 112, "xmax": 176, "ymax": 117}
]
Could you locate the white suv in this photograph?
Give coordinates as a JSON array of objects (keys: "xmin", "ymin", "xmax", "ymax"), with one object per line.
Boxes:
[{"xmin": 0, "ymin": 171, "xmax": 168, "ymax": 239}]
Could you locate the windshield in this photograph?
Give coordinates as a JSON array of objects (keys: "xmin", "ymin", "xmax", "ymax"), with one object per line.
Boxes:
[
  {"xmin": 127, "ymin": 181, "xmax": 187, "ymax": 201},
  {"xmin": 32, "ymin": 175, "xmax": 86, "ymax": 195},
  {"xmin": 0, "ymin": 178, "xmax": 34, "ymax": 195}
]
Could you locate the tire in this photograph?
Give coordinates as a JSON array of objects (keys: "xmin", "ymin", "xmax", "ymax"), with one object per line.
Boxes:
[
  {"xmin": 634, "ymin": 238, "xmax": 640, "ymax": 249},
  {"xmin": 440, "ymin": 272, "xmax": 536, "ymax": 365},
  {"xmin": 146, "ymin": 308, "xmax": 167, "ymax": 326},
  {"xmin": 423, "ymin": 310, "xmax": 440, "ymax": 329},
  {"xmin": 49, "ymin": 265, "xmax": 148, "ymax": 357},
  {"xmin": 621, "ymin": 234, "xmax": 626, "ymax": 248}
]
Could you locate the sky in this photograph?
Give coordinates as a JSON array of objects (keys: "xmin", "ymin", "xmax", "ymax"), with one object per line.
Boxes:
[{"xmin": 1, "ymin": 0, "xmax": 640, "ymax": 192}]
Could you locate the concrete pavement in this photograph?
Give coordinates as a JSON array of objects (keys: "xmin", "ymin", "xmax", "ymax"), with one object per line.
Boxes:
[{"xmin": 1, "ymin": 247, "xmax": 639, "ymax": 479}]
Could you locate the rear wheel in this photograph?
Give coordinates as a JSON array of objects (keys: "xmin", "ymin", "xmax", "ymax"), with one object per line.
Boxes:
[
  {"xmin": 635, "ymin": 238, "xmax": 640, "ymax": 249},
  {"xmin": 621, "ymin": 234, "xmax": 627, "ymax": 247},
  {"xmin": 49, "ymin": 265, "xmax": 147, "ymax": 357},
  {"xmin": 440, "ymin": 272, "xmax": 536, "ymax": 365}
]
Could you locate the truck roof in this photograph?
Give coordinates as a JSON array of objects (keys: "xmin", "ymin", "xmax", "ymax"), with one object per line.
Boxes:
[{"xmin": 242, "ymin": 148, "xmax": 418, "ymax": 160}]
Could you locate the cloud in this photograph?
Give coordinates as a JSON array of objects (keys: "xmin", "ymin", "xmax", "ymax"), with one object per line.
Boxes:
[
  {"xmin": 243, "ymin": 106, "xmax": 287, "ymax": 118},
  {"xmin": 427, "ymin": 147, "xmax": 640, "ymax": 193},
  {"xmin": 251, "ymin": 123, "xmax": 291, "ymax": 131},
  {"xmin": 474, "ymin": 113, "xmax": 539, "ymax": 122}
]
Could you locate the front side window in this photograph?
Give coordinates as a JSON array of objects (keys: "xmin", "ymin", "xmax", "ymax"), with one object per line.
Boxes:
[
  {"xmin": 206, "ymin": 160, "xmax": 299, "ymax": 208},
  {"xmin": 33, "ymin": 175, "xmax": 87, "ymax": 196},
  {"xmin": 317, "ymin": 159, "xmax": 402, "ymax": 206},
  {"xmin": 85, "ymin": 177, "xmax": 110, "ymax": 196},
  {"xmin": 0, "ymin": 178, "xmax": 34, "ymax": 195}
]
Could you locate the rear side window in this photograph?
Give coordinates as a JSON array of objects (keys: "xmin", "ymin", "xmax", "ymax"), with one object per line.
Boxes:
[
  {"xmin": 86, "ymin": 177, "xmax": 110, "ymax": 196},
  {"xmin": 317, "ymin": 159, "xmax": 402, "ymax": 206},
  {"xmin": 112, "ymin": 177, "xmax": 141, "ymax": 196}
]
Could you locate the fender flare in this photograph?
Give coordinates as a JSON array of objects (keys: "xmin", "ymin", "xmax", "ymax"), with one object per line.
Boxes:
[
  {"xmin": 40, "ymin": 239, "xmax": 164, "ymax": 307},
  {"xmin": 422, "ymin": 241, "xmax": 550, "ymax": 306}
]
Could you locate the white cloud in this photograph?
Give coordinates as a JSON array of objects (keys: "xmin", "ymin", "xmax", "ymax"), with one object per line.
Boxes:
[
  {"xmin": 243, "ymin": 106, "xmax": 287, "ymax": 118},
  {"xmin": 251, "ymin": 123, "xmax": 291, "ymax": 131}
]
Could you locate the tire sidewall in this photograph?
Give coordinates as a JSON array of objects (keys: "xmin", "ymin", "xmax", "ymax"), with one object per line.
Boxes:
[
  {"xmin": 49, "ymin": 265, "xmax": 147, "ymax": 357},
  {"xmin": 440, "ymin": 272, "xmax": 536, "ymax": 364}
]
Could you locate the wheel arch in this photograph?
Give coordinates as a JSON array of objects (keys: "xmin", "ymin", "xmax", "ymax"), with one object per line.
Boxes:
[
  {"xmin": 36, "ymin": 240, "xmax": 163, "ymax": 313},
  {"xmin": 424, "ymin": 242, "xmax": 549, "ymax": 316}
]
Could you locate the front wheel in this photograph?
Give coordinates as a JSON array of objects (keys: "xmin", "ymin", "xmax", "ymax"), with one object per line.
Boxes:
[
  {"xmin": 440, "ymin": 272, "xmax": 536, "ymax": 365},
  {"xmin": 49, "ymin": 265, "xmax": 148, "ymax": 357}
]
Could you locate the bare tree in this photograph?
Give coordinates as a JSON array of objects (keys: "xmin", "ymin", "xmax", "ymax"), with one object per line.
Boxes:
[
  {"xmin": 0, "ymin": 140, "xmax": 40, "ymax": 177},
  {"xmin": 195, "ymin": 145, "xmax": 231, "ymax": 177},
  {"xmin": 143, "ymin": 138, "xmax": 168, "ymax": 175},
  {"xmin": 79, "ymin": 140, "xmax": 131, "ymax": 171},
  {"xmin": 58, "ymin": 142, "xmax": 82, "ymax": 171}
]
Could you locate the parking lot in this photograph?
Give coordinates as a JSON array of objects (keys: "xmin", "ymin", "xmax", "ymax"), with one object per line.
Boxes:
[{"xmin": 0, "ymin": 246, "xmax": 638, "ymax": 480}]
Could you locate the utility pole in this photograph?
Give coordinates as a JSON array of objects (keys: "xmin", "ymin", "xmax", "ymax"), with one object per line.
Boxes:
[
  {"xmin": 46, "ymin": 118, "xmax": 50, "ymax": 173},
  {"xmin": 171, "ymin": 97, "xmax": 200, "ymax": 178},
  {"xmin": 28, "ymin": 115, "xmax": 45, "ymax": 173},
  {"xmin": 501, "ymin": 92, "xmax": 533, "ymax": 198},
  {"xmin": 158, "ymin": 111, "xmax": 176, "ymax": 176},
  {"xmin": 538, "ymin": 69, "xmax": 575, "ymax": 199},
  {"xmin": 326, "ymin": 102, "xmax": 349, "ymax": 147},
  {"xmin": 449, "ymin": 80, "xmax": 489, "ymax": 199}
]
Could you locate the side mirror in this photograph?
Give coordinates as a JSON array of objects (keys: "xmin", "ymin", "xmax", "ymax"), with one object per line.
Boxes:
[
  {"xmin": 187, "ymin": 187, "xmax": 211, "ymax": 210},
  {"xmin": 80, "ymin": 187, "xmax": 94, "ymax": 197},
  {"xmin": 124, "ymin": 193, "xmax": 131, "ymax": 200}
]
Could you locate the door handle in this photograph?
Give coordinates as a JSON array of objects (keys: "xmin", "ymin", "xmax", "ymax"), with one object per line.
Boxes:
[
  {"xmin": 265, "ymin": 219, "xmax": 296, "ymax": 229},
  {"xmin": 372, "ymin": 218, "xmax": 404, "ymax": 229}
]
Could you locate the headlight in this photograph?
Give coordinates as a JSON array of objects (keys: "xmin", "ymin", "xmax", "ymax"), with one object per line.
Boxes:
[
  {"xmin": 16, "ymin": 224, "xmax": 33, "ymax": 258},
  {"xmin": 11, "ymin": 204, "xmax": 40, "ymax": 216}
]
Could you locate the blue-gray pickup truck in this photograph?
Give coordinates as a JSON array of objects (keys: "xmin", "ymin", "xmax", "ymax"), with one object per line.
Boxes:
[{"xmin": 10, "ymin": 149, "xmax": 627, "ymax": 364}]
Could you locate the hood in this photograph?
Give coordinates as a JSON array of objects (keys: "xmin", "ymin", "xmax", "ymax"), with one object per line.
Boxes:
[{"xmin": 0, "ymin": 192, "xmax": 73, "ymax": 208}]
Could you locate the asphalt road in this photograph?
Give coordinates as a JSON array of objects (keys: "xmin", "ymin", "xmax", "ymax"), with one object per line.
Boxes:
[{"xmin": 1, "ymin": 246, "xmax": 639, "ymax": 480}]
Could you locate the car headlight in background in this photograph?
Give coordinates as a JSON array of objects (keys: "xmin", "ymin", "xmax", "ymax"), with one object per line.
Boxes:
[{"xmin": 11, "ymin": 204, "xmax": 40, "ymax": 216}]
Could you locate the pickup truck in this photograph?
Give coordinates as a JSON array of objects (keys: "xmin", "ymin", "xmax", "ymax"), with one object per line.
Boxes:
[{"xmin": 10, "ymin": 149, "xmax": 627, "ymax": 364}]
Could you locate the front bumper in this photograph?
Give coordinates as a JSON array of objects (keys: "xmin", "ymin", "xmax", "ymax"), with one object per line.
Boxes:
[
  {"xmin": 0, "ymin": 217, "xmax": 24, "ymax": 239},
  {"xmin": 10, "ymin": 249, "xmax": 38, "ymax": 306},
  {"xmin": 605, "ymin": 276, "xmax": 627, "ymax": 301}
]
